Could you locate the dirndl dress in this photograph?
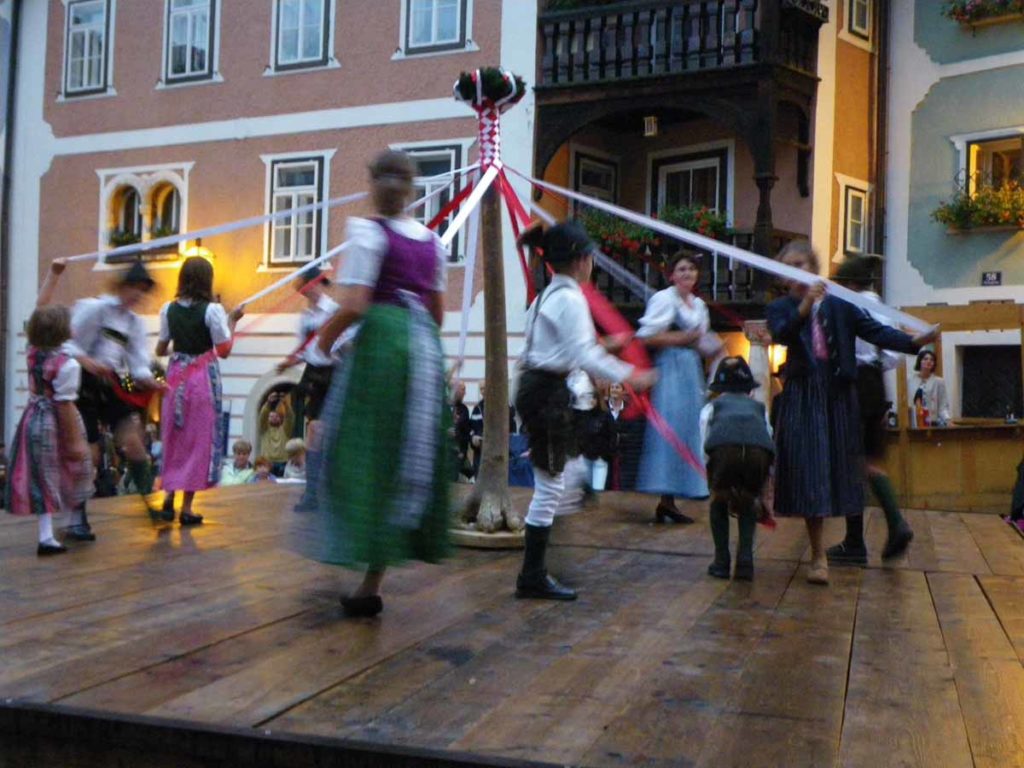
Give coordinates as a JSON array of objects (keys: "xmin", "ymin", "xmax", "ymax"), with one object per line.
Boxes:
[
  {"xmin": 6, "ymin": 348, "xmax": 93, "ymax": 516},
  {"xmin": 636, "ymin": 345, "xmax": 710, "ymax": 498},
  {"xmin": 773, "ymin": 366, "xmax": 864, "ymax": 518},
  {"xmin": 158, "ymin": 301, "xmax": 230, "ymax": 492},
  {"xmin": 291, "ymin": 217, "xmax": 452, "ymax": 568}
]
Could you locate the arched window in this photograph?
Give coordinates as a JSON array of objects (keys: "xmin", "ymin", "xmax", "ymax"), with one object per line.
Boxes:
[
  {"xmin": 151, "ymin": 183, "xmax": 181, "ymax": 236},
  {"xmin": 111, "ymin": 185, "xmax": 143, "ymax": 245}
]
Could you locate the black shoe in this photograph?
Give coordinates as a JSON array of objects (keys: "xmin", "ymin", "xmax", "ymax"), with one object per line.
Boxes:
[
  {"xmin": 37, "ymin": 542, "xmax": 68, "ymax": 556},
  {"xmin": 733, "ymin": 561, "xmax": 754, "ymax": 581},
  {"xmin": 179, "ymin": 512, "xmax": 204, "ymax": 527},
  {"xmin": 341, "ymin": 594, "xmax": 384, "ymax": 617},
  {"xmin": 515, "ymin": 572, "xmax": 577, "ymax": 600},
  {"xmin": 64, "ymin": 525, "xmax": 96, "ymax": 542},
  {"xmin": 826, "ymin": 541, "xmax": 868, "ymax": 566},
  {"xmin": 655, "ymin": 503, "xmax": 695, "ymax": 525},
  {"xmin": 882, "ymin": 523, "xmax": 914, "ymax": 560},
  {"xmin": 160, "ymin": 503, "xmax": 175, "ymax": 523},
  {"xmin": 707, "ymin": 561, "xmax": 731, "ymax": 579}
]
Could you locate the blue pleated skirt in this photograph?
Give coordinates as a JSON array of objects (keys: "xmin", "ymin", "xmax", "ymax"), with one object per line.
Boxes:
[
  {"xmin": 773, "ymin": 367, "xmax": 864, "ymax": 518},
  {"xmin": 636, "ymin": 346, "xmax": 709, "ymax": 498}
]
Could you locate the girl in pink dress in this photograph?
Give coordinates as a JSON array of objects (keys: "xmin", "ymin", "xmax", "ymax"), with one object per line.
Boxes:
[
  {"xmin": 156, "ymin": 257, "xmax": 241, "ymax": 525},
  {"xmin": 6, "ymin": 306, "xmax": 93, "ymax": 555}
]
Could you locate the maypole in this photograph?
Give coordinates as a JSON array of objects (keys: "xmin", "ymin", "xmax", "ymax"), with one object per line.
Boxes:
[{"xmin": 452, "ymin": 67, "xmax": 527, "ymax": 538}]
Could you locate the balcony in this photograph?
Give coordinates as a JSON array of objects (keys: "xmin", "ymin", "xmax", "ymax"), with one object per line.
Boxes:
[{"xmin": 538, "ymin": 0, "xmax": 829, "ymax": 89}]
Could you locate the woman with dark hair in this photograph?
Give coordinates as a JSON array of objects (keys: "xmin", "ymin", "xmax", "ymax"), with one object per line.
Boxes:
[
  {"xmin": 297, "ymin": 149, "xmax": 453, "ymax": 618},
  {"xmin": 155, "ymin": 256, "xmax": 241, "ymax": 525},
  {"xmin": 635, "ymin": 252, "xmax": 713, "ymax": 522},
  {"xmin": 907, "ymin": 349, "xmax": 950, "ymax": 425}
]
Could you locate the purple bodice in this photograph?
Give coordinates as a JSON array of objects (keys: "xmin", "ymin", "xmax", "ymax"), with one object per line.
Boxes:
[{"xmin": 372, "ymin": 220, "xmax": 438, "ymax": 308}]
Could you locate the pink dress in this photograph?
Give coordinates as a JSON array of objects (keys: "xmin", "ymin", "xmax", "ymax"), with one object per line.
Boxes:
[
  {"xmin": 6, "ymin": 348, "xmax": 93, "ymax": 516},
  {"xmin": 158, "ymin": 300, "xmax": 231, "ymax": 492}
]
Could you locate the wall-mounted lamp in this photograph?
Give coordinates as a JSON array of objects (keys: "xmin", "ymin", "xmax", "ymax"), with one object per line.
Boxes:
[
  {"xmin": 643, "ymin": 115, "xmax": 659, "ymax": 138},
  {"xmin": 180, "ymin": 237, "xmax": 215, "ymax": 263}
]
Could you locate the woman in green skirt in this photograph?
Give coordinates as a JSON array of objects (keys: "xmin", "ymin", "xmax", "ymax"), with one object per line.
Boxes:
[{"xmin": 297, "ymin": 150, "xmax": 452, "ymax": 617}]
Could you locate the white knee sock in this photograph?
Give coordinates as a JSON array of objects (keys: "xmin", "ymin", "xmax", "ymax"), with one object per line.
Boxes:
[
  {"xmin": 38, "ymin": 513, "xmax": 59, "ymax": 546},
  {"xmin": 525, "ymin": 468, "xmax": 564, "ymax": 527}
]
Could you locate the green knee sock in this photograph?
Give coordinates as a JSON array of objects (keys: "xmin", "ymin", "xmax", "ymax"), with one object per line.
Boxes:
[
  {"xmin": 869, "ymin": 474, "xmax": 904, "ymax": 534},
  {"xmin": 709, "ymin": 499, "xmax": 730, "ymax": 566},
  {"xmin": 128, "ymin": 459, "xmax": 153, "ymax": 496}
]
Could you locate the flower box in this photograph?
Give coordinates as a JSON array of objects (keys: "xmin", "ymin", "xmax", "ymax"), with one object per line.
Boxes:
[
  {"xmin": 941, "ymin": 1, "xmax": 1024, "ymax": 26},
  {"xmin": 945, "ymin": 224, "xmax": 1024, "ymax": 235},
  {"xmin": 967, "ymin": 11, "xmax": 1024, "ymax": 27}
]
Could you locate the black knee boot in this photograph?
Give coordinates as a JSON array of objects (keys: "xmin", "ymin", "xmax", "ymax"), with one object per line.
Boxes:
[
  {"xmin": 735, "ymin": 509, "xmax": 756, "ymax": 581},
  {"xmin": 707, "ymin": 499, "xmax": 731, "ymax": 579},
  {"xmin": 516, "ymin": 524, "xmax": 577, "ymax": 601},
  {"xmin": 65, "ymin": 502, "xmax": 96, "ymax": 541}
]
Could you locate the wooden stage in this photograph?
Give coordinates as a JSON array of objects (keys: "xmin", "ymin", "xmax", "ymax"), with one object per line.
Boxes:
[{"xmin": 3, "ymin": 484, "xmax": 1024, "ymax": 767}]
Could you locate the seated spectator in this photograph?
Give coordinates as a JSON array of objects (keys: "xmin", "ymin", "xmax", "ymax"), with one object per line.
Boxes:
[
  {"xmin": 450, "ymin": 379, "xmax": 473, "ymax": 482},
  {"xmin": 221, "ymin": 440, "xmax": 255, "ymax": 486},
  {"xmin": 0, "ymin": 442, "xmax": 7, "ymax": 509},
  {"xmin": 469, "ymin": 380, "xmax": 519, "ymax": 475},
  {"xmin": 253, "ymin": 456, "xmax": 277, "ymax": 484},
  {"xmin": 284, "ymin": 438, "xmax": 307, "ymax": 480}
]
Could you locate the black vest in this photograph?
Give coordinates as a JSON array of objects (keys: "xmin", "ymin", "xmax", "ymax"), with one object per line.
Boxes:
[
  {"xmin": 704, "ymin": 394, "xmax": 775, "ymax": 454},
  {"xmin": 167, "ymin": 301, "xmax": 213, "ymax": 355}
]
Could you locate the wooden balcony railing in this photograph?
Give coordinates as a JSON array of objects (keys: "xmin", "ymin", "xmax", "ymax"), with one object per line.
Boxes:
[{"xmin": 539, "ymin": 0, "xmax": 827, "ymax": 87}]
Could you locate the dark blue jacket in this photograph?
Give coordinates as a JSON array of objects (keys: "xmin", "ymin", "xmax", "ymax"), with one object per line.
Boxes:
[{"xmin": 766, "ymin": 295, "xmax": 919, "ymax": 382}]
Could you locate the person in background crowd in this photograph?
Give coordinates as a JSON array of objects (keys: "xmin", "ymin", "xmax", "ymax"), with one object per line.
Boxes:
[
  {"xmin": 284, "ymin": 438, "xmax": 307, "ymax": 480},
  {"xmin": 907, "ymin": 349, "xmax": 950, "ymax": 426},
  {"xmin": 221, "ymin": 440, "xmax": 256, "ymax": 486},
  {"xmin": 450, "ymin": 379, "xmax": 473, "ymax": 481},
  {"xmin": 767, "ymin": 241, "xmax": 936, "ymax": 585},
  {"xmin": 155, "ymin": 256, "xmax": 241, "ymax": 526},
  {"xmin": 0, "ymin": 442, "xmax": 7, "ymax": 510},
  {"xmin": 635, "ymin": 253, "xmax": 713, "ymax": 523},
  {"xmin": 259, "ymin": 391, "xmax": 295, "ymax": 476},
  {"xmin": 253, "ymin": 456, "xmax": 277, "ymax": 484}
]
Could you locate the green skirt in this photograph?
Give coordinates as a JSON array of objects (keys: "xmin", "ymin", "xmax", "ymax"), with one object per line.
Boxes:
[{"xmin": 292, "ymin": 303, "xmax": 452, "ymax": 568}]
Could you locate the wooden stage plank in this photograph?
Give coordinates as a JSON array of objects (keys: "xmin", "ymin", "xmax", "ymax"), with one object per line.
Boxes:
[
  {"xmin": 930, "ymin": 572, "xmax": 1024, "ymax": 768},
  {"xmin": 839, "ymin": 569, "xmax": 973, "ymax": 768},
  {"xmin": 961, "ymin": 514, "xmax": 1024, "ymax": 576},
  {"xmin": 978, "ymin": 575, "xmax": 1024, "ymax": 664}
]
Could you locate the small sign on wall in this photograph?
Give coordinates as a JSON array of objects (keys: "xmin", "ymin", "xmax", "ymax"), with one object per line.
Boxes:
[{"xmin": 982, "ymin": 271, "xmax": 1002, "ymax": 287}]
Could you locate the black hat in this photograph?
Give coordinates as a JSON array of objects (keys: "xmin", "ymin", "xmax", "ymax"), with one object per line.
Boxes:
[
  {"xmin": 543, "ymin": 222, "xmax": 596, "ymax": 265},
  {"xmin": 833, "ymin": 255, "xmax": 880, "ymax": 287},
  {"xmin": 120, "ymin": 260, "xmax": 155, "ymax": 290},
  {"xmin": 709, "ymin": 356, "xmax": 759, "ymax": 393}
]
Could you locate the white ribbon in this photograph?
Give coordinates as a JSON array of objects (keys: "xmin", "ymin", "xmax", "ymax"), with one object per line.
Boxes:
[
  {"xmin": 65, "ymin": 164, "xmax": 479, "ymax": 265},
  {"xmin": 454, "ymin": 171, "xmax": 483, "ymax": 370},
  {"xmin": 511, "ymin": 168, "xmax": 930, "ymax": 333},
  {"xmin": 440, "ymin": 164, "xmax": 499, "ymax": 248}
]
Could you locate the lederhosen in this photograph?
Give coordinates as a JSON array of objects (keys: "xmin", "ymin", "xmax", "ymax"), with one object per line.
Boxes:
[
  {"xmin": 514, "ymin": 284, "xmax": 576, "ymax": 475},
  {"xmin": 298, "ymin": 360, "xmax": 333, "ymax": 421},
  {"xmin": 77, "ymin": 325, "xmax": 144, "ymax": 445},
  {"xmin": 855, "ymin": 361, "xmax": 888, "ymax": 461}
]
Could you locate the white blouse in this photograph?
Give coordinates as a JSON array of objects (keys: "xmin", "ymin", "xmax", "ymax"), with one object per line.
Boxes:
[
  {"xmin": 907, "ymin": 374, "xmax": 951, "ymax": 423},
  {"xmin": 337, "ymin": 216, "xmax": 448, "ymax": 294},
  {"xmin": 51, "ymin": 357, "xmax": 82, "ymax": 402},
  {"xmin": 158, "ymin": 300, "xmax": 233, "ymax": 347},
  {"xmin": 635, "ymin": 287, "xmax": 709, "ymax": 339}
]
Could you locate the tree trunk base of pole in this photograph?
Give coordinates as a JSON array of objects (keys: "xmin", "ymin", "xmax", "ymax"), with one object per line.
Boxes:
[
  {"xmin": 450, "ymin": 527, "xmax": 524, "ymax": 549},
  {"xmin": 458, "ymin": 485, "xmax": 525, "ymax": 534}
]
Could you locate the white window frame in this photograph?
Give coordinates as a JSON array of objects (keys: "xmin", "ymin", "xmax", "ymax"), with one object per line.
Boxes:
[
  {"xmin": 834, "ymin": 173, "xmax": 872, "ymax": 263},
  {"xmin": 260, "ymin": 150, "xmax": 335, "ymax": 270},
  {"xmin": 844, "ymin": 186, "xmax": 868, "ymax": 255},
  {"xmin": 269, "ymin": 0, "xmax": 337, "ymax": 73},
  {"xmin": 95, "ymin": 162, "xmax": 194, "ymax": 267},
  {"xmin": 838, "ymin": 0, "xmax": 873, "ymax": 52},
  {"xmin": 570, "ymin": 144, "xmax": 619, "ymax": 218},
  {"xmin": 848, "ymin": 0, "xmax": 871, "ymax": 41},
  {"xmin": 161, "ymin": 0, "xmax": 221, "ymax": 86},
  {"xmin": 646, "ymin": 140, "xmax": 735, "ymax": 224},
  {"xmin": 951, "ymin": 127, "xmax": 1024, "ymax": 194},
  {"xmin": 63, "ymin": 0, "xmax": 114, "ymax": 97},
  {"xmin": 394, "ymin": 0, "xmax": 477, "ymax": 59},
  {"xmin": 657, "ymin": 157, "xmax": 723, "ymax": 214}
]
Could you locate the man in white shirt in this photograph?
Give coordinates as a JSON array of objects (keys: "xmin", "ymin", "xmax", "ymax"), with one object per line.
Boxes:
[
  {"xmin": 513, "ymin": 222, "xmax": 655, "ymax": 601},
  {"xmin": 66, "ymin": 261, "xmax": 162, "ymax": 532}
]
